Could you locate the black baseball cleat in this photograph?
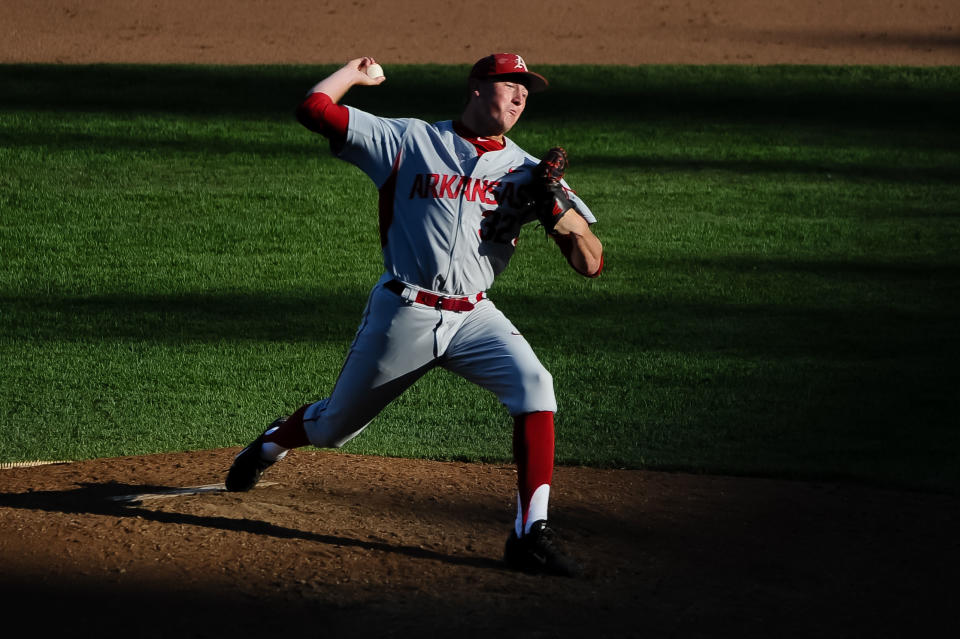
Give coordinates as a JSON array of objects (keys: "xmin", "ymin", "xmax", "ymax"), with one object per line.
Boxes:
[
  {"xmin": 503, "ymin": 519, "xmax": 583, "ymax": 577},
  {"xmin": 224, "ymin": 418, "xmax": 284, "ymax": 492}
]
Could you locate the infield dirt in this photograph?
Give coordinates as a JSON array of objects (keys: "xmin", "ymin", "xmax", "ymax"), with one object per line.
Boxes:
[{"xmin": 3, "ymin": 2, "xmax": 959, "ymax": 637}]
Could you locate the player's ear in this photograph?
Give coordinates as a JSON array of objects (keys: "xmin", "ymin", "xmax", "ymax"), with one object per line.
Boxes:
[{"xmin": 464, "ymin": 79, "xmax": 481, "ymax": 105}]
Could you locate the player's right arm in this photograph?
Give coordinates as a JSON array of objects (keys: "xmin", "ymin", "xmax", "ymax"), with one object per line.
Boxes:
[
  {"xmin": 306, "ymin": 57, "xmax": 386, "ymax": 103},
  {"xmin": 295, "ymin": 57, "xmax": 410, "ymax": 190},
  {"xmin": 295, "ymin": 57, "xmax": 386, "ymax": 142}
]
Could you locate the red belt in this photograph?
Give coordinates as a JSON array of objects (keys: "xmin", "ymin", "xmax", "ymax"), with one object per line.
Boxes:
[{"xmin": 385, "ymin": 279, "xmax": 484, "ymax": 312}]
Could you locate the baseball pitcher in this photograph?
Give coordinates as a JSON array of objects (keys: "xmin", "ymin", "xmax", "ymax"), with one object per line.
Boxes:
[{"xmin": 226, "ymin": 53, "xmax": 603, "ymax": 577}]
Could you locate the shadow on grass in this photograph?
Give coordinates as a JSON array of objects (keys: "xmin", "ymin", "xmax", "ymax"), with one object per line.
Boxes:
[
  {"xmin": 3, "ymin": 128, "xmax": 957, "ymax": 185},
  {"xmin": 4, "ymin": 252, "xmax": 959, "ymax": 355},
  {"xmin": 1, "ymin": 290, "xmax": 369, "ymax": 343},
  {"xmin": 576, "ymin": 153, "xmax": 960, "ymax": 184},
  {"xmin": 2, "ymin": 63, "xmax": 958, "ymax": 128},
  {"xmin": 3, "ymin": 64, "xmax": 957, "ymax": 187}
]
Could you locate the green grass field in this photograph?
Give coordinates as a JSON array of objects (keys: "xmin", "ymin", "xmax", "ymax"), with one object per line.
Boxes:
[{"xmin": 1, "ymin": 64, "xmax": 958, "ymax": 492}]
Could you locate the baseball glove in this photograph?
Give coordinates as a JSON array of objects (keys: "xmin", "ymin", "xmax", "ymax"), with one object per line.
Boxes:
[{"xmin": 527, "ymin": 147, "xmax": 574, "ymax": 235}]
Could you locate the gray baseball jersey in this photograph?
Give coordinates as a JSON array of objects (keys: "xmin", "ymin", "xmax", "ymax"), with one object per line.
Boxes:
[{"xmin": 338, "ymin": 106, "xmax": 596, "ymax": 295}]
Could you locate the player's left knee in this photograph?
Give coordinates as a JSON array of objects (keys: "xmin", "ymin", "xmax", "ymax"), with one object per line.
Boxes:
[
  {"xmin": 524, "ymin": 367, "xmax": 553, "ymax": 394},
  {"xmin": 511, "ymin": 368, "xmax": 556, "ymax": 414}
]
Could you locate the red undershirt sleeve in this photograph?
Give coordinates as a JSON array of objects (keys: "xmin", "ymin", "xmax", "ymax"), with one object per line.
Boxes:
[{"xmin": 295, "ymin": 92, "xmax": 349, "ymax": 147}]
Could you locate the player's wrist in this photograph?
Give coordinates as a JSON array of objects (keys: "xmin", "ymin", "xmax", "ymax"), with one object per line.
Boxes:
[{"xmin": 549, "ymin": 209, "xmax": 579, "ymax": 235}]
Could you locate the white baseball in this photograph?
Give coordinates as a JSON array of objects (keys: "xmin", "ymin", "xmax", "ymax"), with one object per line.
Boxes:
[{"xmin": 366, "ymin": 63, "xmax": 384, "ymax": 79}]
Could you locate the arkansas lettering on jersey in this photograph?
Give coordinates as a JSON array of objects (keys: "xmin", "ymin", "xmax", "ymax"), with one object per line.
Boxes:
[{"xmin": 407, "ymin": 173, "xmax": 531, "ymax": 210}]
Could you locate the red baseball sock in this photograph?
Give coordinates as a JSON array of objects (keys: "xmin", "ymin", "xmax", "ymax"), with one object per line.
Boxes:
[
  {"xmin": 262, "ymin": 403, "xmax": 311, "ymax": 449},
  {"xmin": 513, "ymin": 411, "xmax": 555, "ymax": 536}
]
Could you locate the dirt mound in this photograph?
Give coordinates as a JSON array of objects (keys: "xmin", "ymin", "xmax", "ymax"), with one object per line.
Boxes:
[{"xmin": 2, "ymin": 449, "xmax": 957, "ymax": 637}]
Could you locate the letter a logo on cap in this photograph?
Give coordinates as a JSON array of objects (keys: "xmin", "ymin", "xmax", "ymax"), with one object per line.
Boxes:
[{"xmin": 469, "ymin": 53, "xmax": 549, "ymax": 93}]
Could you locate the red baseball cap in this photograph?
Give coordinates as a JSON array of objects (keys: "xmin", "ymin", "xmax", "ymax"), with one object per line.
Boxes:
[{"xmin": 468, "ymin": 53, "xmax": 549, "ymax": 93}]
